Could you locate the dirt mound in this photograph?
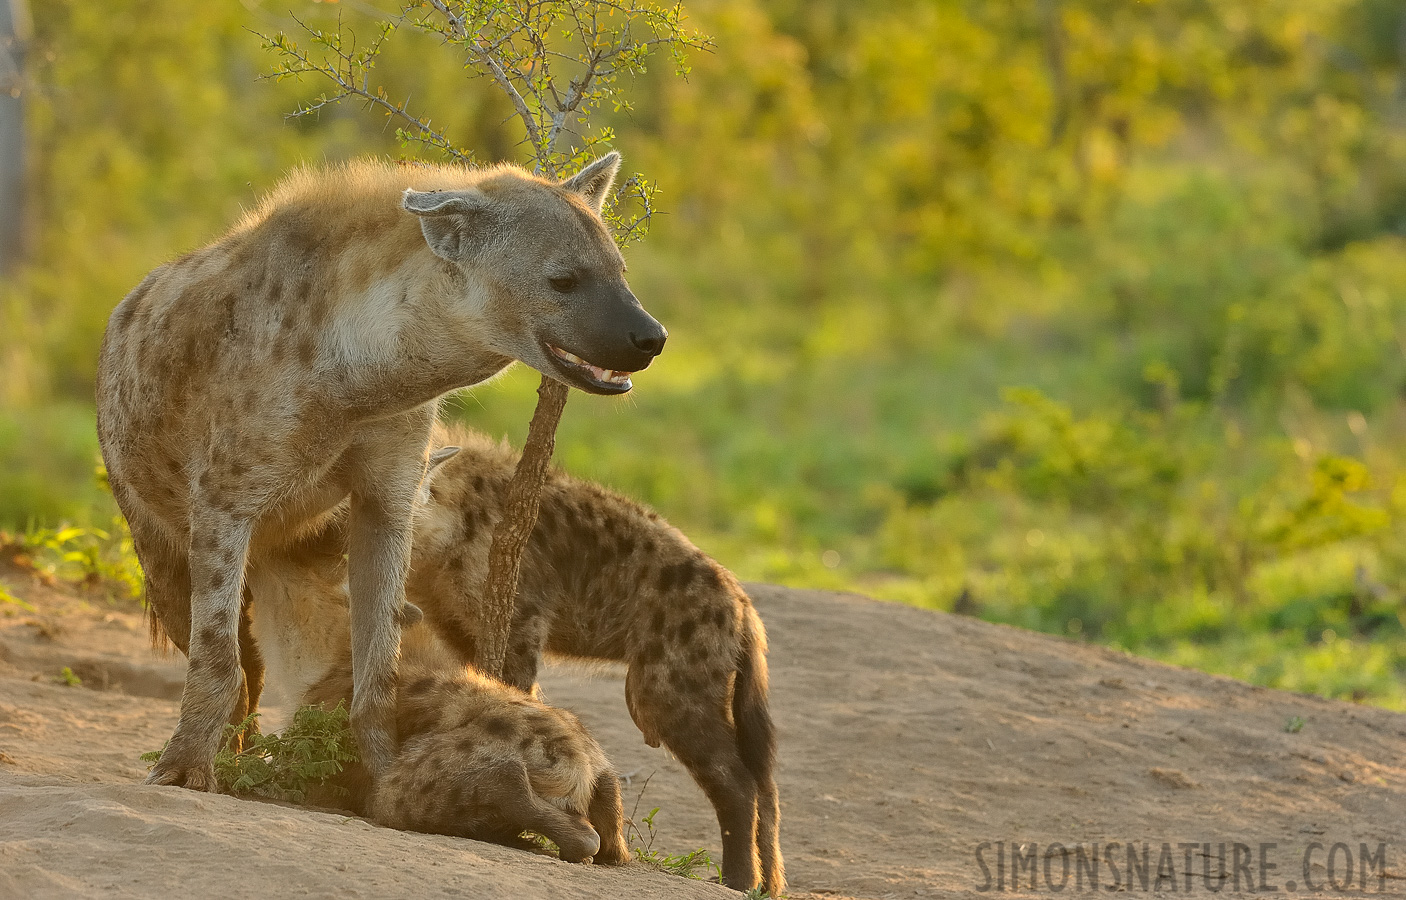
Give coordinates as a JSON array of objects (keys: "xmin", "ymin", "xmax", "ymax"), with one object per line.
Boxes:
[{"xmin": 1, "ymin": 567, "xmax": 1402, "ymax": 898}]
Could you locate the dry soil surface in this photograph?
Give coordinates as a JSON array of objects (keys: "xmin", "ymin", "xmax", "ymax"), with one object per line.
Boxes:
[{"xmin": 1, "ymin": 562, "xmax": 1403, "ymax": 899}]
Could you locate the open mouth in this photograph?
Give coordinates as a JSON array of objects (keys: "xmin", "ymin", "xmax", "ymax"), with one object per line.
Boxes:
[{"xmin": 546, "ymin": 344, "xmax": 635, "ymax": 394}]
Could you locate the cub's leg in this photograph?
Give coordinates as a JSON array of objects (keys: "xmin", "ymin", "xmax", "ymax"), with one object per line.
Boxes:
[
  {"xmin": 372, "ymin": 749, "xmax": 601, "ymax": 863},
  {"xmin": 145, "ymin": 506, "xmax": 253, "ymax": 791},
  {"xmin": 500, "ymin": 604, "xmax": 553, "ymax": 694},
  {"xmin": 587, "ymin": 770, "xmax": 629, "ymax": 866},
  {"xmin": 507, "ymin": 772, "xmax": 602, "ymax": 864},
  {"xmin": 626, "ymin": 666, "xmax": 760, "ymax": 890}
]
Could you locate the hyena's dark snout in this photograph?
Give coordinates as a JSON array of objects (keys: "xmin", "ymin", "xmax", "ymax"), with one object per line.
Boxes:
[
  {"xmin": 580, "ymin": 299, "xmax": 667, "ymax": 373},
  {"xmin": 627, "ymin": 315, "xmax": 668, "ymax": 364}
]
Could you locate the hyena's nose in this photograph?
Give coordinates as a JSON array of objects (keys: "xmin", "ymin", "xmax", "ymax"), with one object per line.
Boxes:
[{"xmin": 630, "ymin": 327, "xmax": 667, "ymax": 357}]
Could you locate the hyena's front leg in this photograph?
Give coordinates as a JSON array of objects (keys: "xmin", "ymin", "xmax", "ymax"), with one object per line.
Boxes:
[
  {"xmin": 344, "ymin": 412, "xmax": 434, "ymax": 776},
  {"xmin": 501, "ymin": 605, "xmax": 553, "ymax": 694},
  {"xmin": 146, "ymin": 507, "xmax": 253, "ymax": 791}
]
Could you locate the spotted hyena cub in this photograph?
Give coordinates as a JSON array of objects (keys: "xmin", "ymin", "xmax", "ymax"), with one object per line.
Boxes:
[
  {"xmin": 406, "ymin": 425, "xmax": 784, "ymax": 895},
  {"xmin": 302, "ymin": 625, "xmax": 628, "ymax": 864}
]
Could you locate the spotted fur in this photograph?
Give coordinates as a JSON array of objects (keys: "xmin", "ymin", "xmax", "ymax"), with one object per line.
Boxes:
[
  {"xmin": 95, "ymin": 153, "xmax": 663, "ymax": 789},
  {"xmin": 302, "ymin": 625, "xmax": 628, "ymax": 864},
  {"xmin": 406, "ymin": 425, "xmax": 784, "ymax": 895}
]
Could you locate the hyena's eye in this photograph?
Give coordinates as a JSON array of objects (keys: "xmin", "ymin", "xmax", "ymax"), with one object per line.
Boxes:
[{"xmin": 549, "ymin": 274, "xmax": 578, "ymax": 294}]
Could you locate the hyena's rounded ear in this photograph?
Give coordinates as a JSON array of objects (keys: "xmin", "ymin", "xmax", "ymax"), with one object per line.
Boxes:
[
  {"xmin": 561, "ymin": 152, "xmax": 621, "ymax": 214},
  {"xmin": 402, "ymin": 188, "xmax": 490, "ymax": 261}
]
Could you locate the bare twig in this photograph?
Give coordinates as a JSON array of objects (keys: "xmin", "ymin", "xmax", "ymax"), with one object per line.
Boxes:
[
  {"xmin": 475, "ymin": 377, "xmax": 569, "ymax": 678},
  {"xmin": 423, "ymin": 0, "xmax": 546, "ymax": 160},
  {"xmin": 257, "ymin": 19, "xmax": 474, "ymax": 162}
]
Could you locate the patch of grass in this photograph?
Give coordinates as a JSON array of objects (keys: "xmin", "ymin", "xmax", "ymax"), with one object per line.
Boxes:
[
  {"xmin": 57, "ymin": 666, "xmax": 81, "ymax": 687},
  {"xmin": 0, "ymin": 436, "xmax": 144, "ymax": 604},
  {"xmin": 141, "ymin": 702, "xmax": 358, "ymax": 803},
  {"xmin": 520, "ymin": 832, "xmax": 561, "ymax": 854},
  {"xmin": 1285, "ymin": 715, "xmax": 1306, "ymax": 733},
  {"xmin": 1, "ymin": 515, "xmax": 144, "ymax": 605},
  {"xmin": 624, "ymin": 776, "xmax": 720, "ymax": 881}
]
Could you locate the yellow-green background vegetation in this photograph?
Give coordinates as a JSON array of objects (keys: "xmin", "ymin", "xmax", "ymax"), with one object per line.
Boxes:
[{"xmin": 5, "ymin": 0, "xmax": 1406, "ymax": 708}]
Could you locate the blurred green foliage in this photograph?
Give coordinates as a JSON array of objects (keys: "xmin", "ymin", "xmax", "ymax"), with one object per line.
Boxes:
[{"xmin": 5, "ymin": 0, "xmax": 1406, "ymax": 707}]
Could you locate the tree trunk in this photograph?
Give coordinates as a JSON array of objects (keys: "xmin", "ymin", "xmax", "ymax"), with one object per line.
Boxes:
[
  {"xmin": 0, "ymin": 0, "xmax": 29, "ymax": 275},
  {"xmin": 475, "ymin": 375, "xmax": 570, "ymax": 680}
]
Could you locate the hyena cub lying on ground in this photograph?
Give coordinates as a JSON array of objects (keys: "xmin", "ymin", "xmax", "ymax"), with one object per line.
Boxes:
[
  {"xmin": 406, "ymin": 425, "xmax": 785, "ymax": 895},
  {"xmin": 302, "ymin": 624, "xmax": 628, "ymax": 865}
]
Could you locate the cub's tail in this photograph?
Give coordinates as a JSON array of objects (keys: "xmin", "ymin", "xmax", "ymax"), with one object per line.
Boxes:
[{"xmin": 732, "ymin": 600, "xmax": 785, "ymax": 896}]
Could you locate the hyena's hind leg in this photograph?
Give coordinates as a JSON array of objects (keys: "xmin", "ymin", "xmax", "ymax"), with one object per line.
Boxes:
[
  {"xmin": 228, "ymin": 593, "xmax": 266, "ymax": 751},
  {"xmin": 508, "ymin": 769, "xmax": 602, "ymax": 864},
  {"xmin": 587, "ymin": 770, "xmax": 629, "ymax": 866},
  {"xmin": 626, "ymin": 667, "xmax": 761, "ymax": 891},
  {"xmin": 124, "ymin": 510, "xmax": 192, "ymax": 654}
]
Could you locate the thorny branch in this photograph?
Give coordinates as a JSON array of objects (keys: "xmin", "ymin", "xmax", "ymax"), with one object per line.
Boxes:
[
  {"xmin": 262, "ymin": 1, "xmax": 709, "ymax": 238},
  {"xmin": 259, "ymin": 16, "xmax": 473, "ymax": 163}
]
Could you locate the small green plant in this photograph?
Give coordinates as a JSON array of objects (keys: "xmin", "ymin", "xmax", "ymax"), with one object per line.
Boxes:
[
  {"xmin": 57, "ymin": 666, "xmax": 81, "ymax": 686},
  {"xmin": 1284, "ymin": 715, "xmax": 1306, "ymax": 733},
  {"xmin": 141, "ymin": 702, "xmax": 358, "ymax": 803},
  {"xmin": 519, "ymin": 831, "xmax": 561, "ymax": 854},
  {"xmin": 0, "ymin": 581, "xmax": 35, "ymax": 612},
  {"xmin": 742, "ymin": 889, "xmax": 774, "ymax": 900},
  {"xmin": 625, "ymin": 778, "xmax": 719, "ymax": 881},
  {"xmin": 3, "ymin": 516, "xmax": 144, "ymax": 601}
]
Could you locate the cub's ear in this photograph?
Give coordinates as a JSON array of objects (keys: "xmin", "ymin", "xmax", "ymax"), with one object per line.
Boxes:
[
  {"xmin": 561, "ymin": 152, "xmax": 621, "ymax": 213},
  {"xmin": 402, "ymin": 189, "xmax": 490, "ymax": 261},
  {"xmin": 395, "ymin": 602, "xmax": 424, "ymax": 628},
  {"xmin": 428, "ymin": 445, "xmax": 461, "ymax": 472}
]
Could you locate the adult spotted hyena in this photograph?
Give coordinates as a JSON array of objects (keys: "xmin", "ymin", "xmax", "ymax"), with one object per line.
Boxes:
[
  {"xmin": 406, "ymin": 426, "xmax": 784, "ymax": 895},
  {"xmin": 302, "ymin": 625, "xmax": 628, "ymax": 865},
  {"xmin": 95, "ymin": 153, "xmax": 665, "ymax": 788}
]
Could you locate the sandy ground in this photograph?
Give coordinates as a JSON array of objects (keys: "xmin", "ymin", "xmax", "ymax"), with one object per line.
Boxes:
[{"xmin": 1, "ymin": 562, "xmax": 1403, "ymax": 899}]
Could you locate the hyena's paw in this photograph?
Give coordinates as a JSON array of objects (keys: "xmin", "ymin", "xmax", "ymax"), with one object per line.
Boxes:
[
  {"xmin": 145, "ymin": 757, "xmax": 218, "ymax": 792},
  {"xmin": 593, "ymin": 837, "xmax": 630, "ymax": 867},
  {"xmin": 351, "ymin": 714, "xmax": 396, "ymax": 778},
  {"xmin": 555, "ymin": 824, "xmax": 602, "ymax": 864}
]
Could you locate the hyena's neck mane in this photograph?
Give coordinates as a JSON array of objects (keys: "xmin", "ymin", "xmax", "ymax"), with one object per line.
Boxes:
[{"xmin": 231, "ymin": 160, "xmax": 529, "ymax": 414}]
